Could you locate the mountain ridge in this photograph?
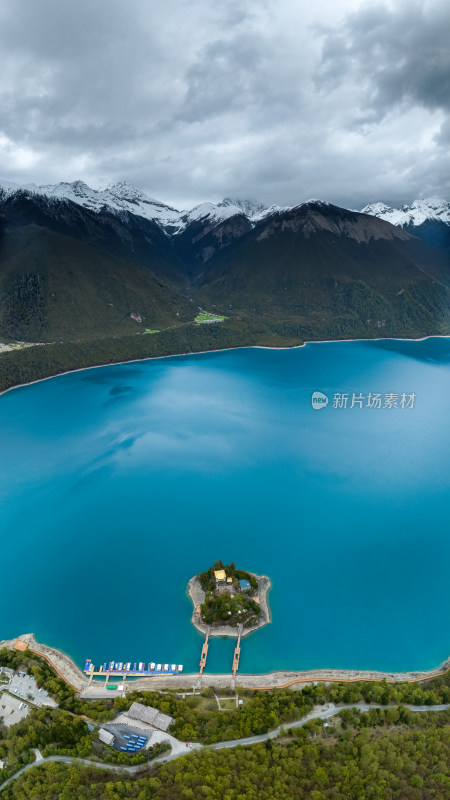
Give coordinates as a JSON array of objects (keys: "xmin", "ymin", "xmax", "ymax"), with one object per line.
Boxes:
[
  {"xmin": 1, "ymin": 181, "xmax": 450, "ymax": 393},
  {"xmin": 2, "ymin": 178, "xmax": 449, "ymax": 240},
  {"xmin": 360, "ymin": 198, "xmax": 450, "ymax": 253}
]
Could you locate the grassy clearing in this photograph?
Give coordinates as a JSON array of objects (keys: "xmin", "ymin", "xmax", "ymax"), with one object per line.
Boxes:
[
  {"xmin": 219, "ymin": 698, "xmax": 237, "ymax": 711},
  {"xmin": 195, "ymin": 312, "xmax": 227, "ymax": 323},
  {"xmin": 143, "ymin": 329, "xmax": 160, "ymax": 334}
]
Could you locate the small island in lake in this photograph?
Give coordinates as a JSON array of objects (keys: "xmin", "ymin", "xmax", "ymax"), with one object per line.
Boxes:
[{"xmin": 188, "ymin": 560, "xmax": 271, "ymax": 637}]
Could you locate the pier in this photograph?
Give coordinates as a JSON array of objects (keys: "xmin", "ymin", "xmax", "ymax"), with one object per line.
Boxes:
[
  {"xmin": 232, "ymin": 625, "xmax": 243, "ymax": 678},
  {"xmin": 83, "ymin": 660, "xmax": 183, "ymax": 677},
  {"xmin": 199, "ymin": 628, "xmax": 210, "ymax": 675}
]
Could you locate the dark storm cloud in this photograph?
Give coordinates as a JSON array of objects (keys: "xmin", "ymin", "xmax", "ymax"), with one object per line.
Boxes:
[
  {"xmin": 317, "ymin": 1, "xmax": 450, "ymax": 118},
  {"xmin": 0, "ymin": 0, "xmax": 448, "ymax": 207}
]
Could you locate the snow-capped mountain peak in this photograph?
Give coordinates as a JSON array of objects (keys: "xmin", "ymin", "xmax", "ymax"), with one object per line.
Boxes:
[
  {"xmin": 361, "ymin": 198, "xmax": 450, "ymax": 227},
  {"xmin": 0, "ymin": 178, "xmax": 182, "ymax": 226},
  {"xmin": 107, "ymin": 179, "xmax": 146, "ymax": 198},
  {"xmin": 219, "ymin": 197, "xmax": 267, "ymax": 217},
  {"xmin": 179, "ymin": 201, "xmax": 246, "ymax": 226},
  {"xmin": 6, "ymin": 177, "xmax": 447, "ymax": 239},
  {"xmin": 105, "ymin": 180, "xmax": 173, "ymax": 209}
]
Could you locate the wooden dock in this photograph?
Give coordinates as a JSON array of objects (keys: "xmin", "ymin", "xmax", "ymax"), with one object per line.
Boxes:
[
  {"xmin": 199, "ymin": 628, "xmax": 211, "ymax": 674},
  {"xmin": 232, "ymin": 625, "xmax": 243, "ymax": 678}
]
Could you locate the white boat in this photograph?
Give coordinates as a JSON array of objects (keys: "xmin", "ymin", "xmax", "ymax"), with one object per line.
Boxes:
[
  {"xmin": 126, "ymin": 663, "xmax": 131, "ymax": 671},
  {"xmin": 164, "ymin": 664, "xmax": 169, "ymax": 671},
  {"xmin": 178, "ymin": 665, "xmax": 183, "ymax": 672},
  {"xmin": 150, "ymin": 662, "xmax": 156, "ymax": 670},
  {"xmin": 139, "ymin": 662, "xmax": 144, "ymax": 671},
  {"xmin": 171, "ymin": 664, "xmax": 176, "ymax": 671},
  {"xmin": 156, "ymin": 664, "xmax": 162, "ymax": 671}
]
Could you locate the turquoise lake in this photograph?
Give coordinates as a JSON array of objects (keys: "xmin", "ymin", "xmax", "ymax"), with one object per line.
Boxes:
[{"xmin": 1, "ymin": 339, "xmax": 450, "ymax": 675}]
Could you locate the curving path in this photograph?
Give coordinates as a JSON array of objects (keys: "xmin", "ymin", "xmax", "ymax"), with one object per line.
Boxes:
[{"xmin": 1, "ymin": 703, "xmax": 449, "ymax": 792}]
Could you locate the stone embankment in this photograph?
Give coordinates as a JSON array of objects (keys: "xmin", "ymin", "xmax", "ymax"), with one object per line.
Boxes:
[{"xmin": 1, "ymin": 634, "xmax": 449, "ymax": 693}]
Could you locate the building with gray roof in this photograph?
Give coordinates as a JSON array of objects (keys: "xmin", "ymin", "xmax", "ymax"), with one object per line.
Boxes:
[{"xmin": 127, "ymin": 701, "xmax": 174, "ymax": 732}]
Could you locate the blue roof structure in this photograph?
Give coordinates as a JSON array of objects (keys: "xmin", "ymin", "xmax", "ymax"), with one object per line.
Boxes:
[{"xmin": 239, "ymin": 579, "xmax": 251, "ymax": 590}]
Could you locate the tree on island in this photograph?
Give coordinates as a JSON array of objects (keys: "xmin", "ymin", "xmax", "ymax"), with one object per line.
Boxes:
[{"xmin": 197, "ymin": 561, "xmax": 260, "ymax": 627}]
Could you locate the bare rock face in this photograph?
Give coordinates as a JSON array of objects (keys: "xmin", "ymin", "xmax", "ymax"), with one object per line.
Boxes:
[{"xmin": 256, "ymin": 202, "xmax": 412, "ymax": 244}]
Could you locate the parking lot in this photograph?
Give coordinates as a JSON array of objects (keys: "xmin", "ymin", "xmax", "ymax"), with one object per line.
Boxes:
[
  {"xmin": 104, "ymin": 713, "xmax": 201, "ymax": 758},
  {"xmin": 8, "ymin": 673, "xmax": 57, "ymax": 708},
  {"xmin": 102, "ymin": 722, "xmax": 150, "ymax": 752},
  {"xmin": 0, "ymin": 692, "xmax": 30, "ymax": 727}
]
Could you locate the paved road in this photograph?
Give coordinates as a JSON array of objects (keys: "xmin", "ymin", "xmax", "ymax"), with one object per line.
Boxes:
[
  {"xmin": 1, "ymin": 703, "xmax": 448, "ymax": 792},
  {"xmin": 212, "ymin": 703, "xmax": 450, "ymax": 749}
]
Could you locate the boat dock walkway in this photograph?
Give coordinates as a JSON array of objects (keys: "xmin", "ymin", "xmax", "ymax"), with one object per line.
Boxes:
[
  {"xmin": 84, "ymin": 625, "xmax": 244, "ymax": 682},
  {"xmin": 232, "ymin": 625, "xmax": 243, "ymax": 678},
  {"xmin": 199, "ymin": 627, "xmax": 211, "ymax": 675}
]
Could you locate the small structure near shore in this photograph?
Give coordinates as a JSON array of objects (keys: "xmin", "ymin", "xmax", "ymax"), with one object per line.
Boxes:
[{"xmin": 188, "ymin": 561, "xmax": 271, "ymax": 638}]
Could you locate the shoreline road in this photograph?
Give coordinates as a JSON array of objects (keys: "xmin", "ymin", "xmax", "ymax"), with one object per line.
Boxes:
[{"xmin": 1, "ymin": 703, "xmax": 449, "ymax": 792}]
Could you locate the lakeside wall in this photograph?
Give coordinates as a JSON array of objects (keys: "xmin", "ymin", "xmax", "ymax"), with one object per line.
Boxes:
[{"xmin": 1, "ymin": 634, "xmax": 449, "ymax": 692}]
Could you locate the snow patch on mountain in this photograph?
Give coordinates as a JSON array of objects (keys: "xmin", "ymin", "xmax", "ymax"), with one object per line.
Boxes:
[
  {"xmin": 219, "ymin": 197, "xmax": 267, "ymax": 217},
  {"xmin": 177, "ymin": 197, "xmax": 286, "ymax": 228},
  {"xmin": 0, "ymin": 178, "xmax": 181, "ymax": 226},
  {"xmin": 361, "ymin": 198, "xmax": 450, "ymax": 227},
  {"xmin": 252, "ymin": 203, "xmax": 290, "ymax": 221},
  {"xmin": 178, "ymin": 201, "xmax": 244, "ymax": 226}
]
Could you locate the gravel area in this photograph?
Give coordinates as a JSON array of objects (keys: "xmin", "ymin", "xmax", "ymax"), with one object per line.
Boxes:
[{"xmin": 0, "ymin": 693, "xmax": 29, "ymax": 727}]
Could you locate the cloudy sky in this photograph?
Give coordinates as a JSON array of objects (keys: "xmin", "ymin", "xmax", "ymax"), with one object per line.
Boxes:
[{"xmin": 0, "ymin": 0, "xmax": 448, "ymax": 209}]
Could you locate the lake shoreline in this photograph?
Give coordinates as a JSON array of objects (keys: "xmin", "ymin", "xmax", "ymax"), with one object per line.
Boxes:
[
  {"xmin": 1, "ymin": 634, "xmax": 449, "ymax": 692},
  {"xmin": 1, "ymin": 332, "xmax": 449, "ymax": 397}
]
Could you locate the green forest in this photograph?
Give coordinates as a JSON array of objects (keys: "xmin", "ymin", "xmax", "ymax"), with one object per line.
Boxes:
[
  {"xmin": 197, "ymin": 561, "xmax": 260, "ymax": 627},
  {"xmin": 0, "ymin": 318, "xmax": 298, "ymax": 394},
  {"xmin": 1, "ymin": 646, "xmax": 450, "ymax": 798},
  {"xmin": 2, "ymin": 707, "xmax": 449, "ymax": 799},
  {"xmin": 2, "ymin": 273, "xmax": 450, "ymax": 395}
]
